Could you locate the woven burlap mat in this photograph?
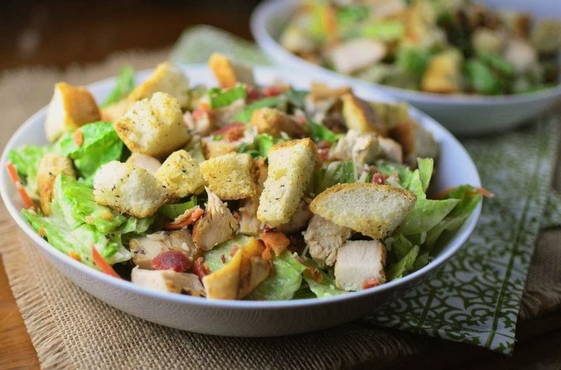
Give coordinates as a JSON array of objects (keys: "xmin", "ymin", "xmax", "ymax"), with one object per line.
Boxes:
[{"xmin": 1, "ymin": 49, "xmax": 561, "ymax": 369}]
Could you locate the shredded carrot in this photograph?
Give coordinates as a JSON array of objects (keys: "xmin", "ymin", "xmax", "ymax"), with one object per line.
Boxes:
[
  {"xmin": 91, "ymin": 246, "xmax": 121, "ymax": 279},
  {"xmin": 73, "ymin": 129, "xmax": 84, "ymax": 146},
  {"xmin": 6, "ymin": 162, "xmax": 21, "ymax": 184},
  {"xmin": 16, "ymin": 184, "xmax": 34, "ymax": 209},
  {"xmin": 163, "ymin": 208, "xmax": 204, "ymax": 230}
]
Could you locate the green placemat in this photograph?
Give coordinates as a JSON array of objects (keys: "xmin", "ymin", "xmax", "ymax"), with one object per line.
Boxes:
[{"xmin": 171, "ymin": 25, "xmax": 561, "ymax": 354}]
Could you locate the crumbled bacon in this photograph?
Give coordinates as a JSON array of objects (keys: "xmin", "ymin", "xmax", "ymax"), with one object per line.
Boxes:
[
  {"xmin": 371, "ymin": 172, "xmax": 388, "ymax": 185},
  {"xmin": 212, "ymin": 122, "xmax": 245, "ymax": 142},
  {"xmin": 152, "ymin": 251, "xmax": 192, "ymax": 273},
  {"xmin": 193, "ymin": 257, "xmax": 210, "ymax": 279},
  {"xmin": 259, "ymin": 231, "xmax": 290, "ymax": 256},
  {"xmin": 192, "ymin": 102, "xmax": 211, "ymax": 119},
  {"xmin": 247, "ymin": 86, "xmax": 263, "ymax": 101},
  {"xmin": 262, "ymin": 86, "xmax": 284, "ymax": 97},
  {"xmin": 73, "ymin": 129, "xmax": 84, "ymax": 146}
]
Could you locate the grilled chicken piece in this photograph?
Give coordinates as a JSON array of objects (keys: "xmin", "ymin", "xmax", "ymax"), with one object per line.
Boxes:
[
  {"xmin": 304, "ymin": 215, "xmax": 352, "ymax": 267},
  {"xmin": 37, "ymin": 153, "xmax": 76, "ymax": 215},
  {"xmin": 129, "ymin": 229, "xmax": 197, "ymax": 269},
  {"xmin": 239, "ymin": 159, "xmax": 267, "ymax": 235},
  {"xmin": 192, "ymin": 189, "xmax": 239, "ymax": 251},
  {"xmin": 334, "ymin": 240, "xmax": 386, "ymax": 291},
  {"xmin": 329, "ymin": 130, "xmax": 381, "ymax": 167},
  {"xmin": 327, "ymin": 39, "xmax": 386, "ymax": 75},
  {"xmin": 278, "ymin": 200, "xmax": 313, "ymax": 233},
  {"xmin": 131, "ymin": 267, "xmax": 204, "ymax": 296}
]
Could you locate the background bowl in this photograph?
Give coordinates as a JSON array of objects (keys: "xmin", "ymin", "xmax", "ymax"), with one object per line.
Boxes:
[
  {"xmin": 0, "ymin": 65, "xmax": 481, "ymax": 336},
  {"xmin": 251, "ymin": 0, "xmax": 561, "ymax": 136}
]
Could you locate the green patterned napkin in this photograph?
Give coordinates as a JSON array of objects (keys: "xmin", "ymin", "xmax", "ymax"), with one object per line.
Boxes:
[{"xmin": 171, "ymin": 25, "xmax": 561, "ymax": 354}]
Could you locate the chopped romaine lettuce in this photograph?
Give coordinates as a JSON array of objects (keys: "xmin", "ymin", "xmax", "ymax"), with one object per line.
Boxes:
[
  {"xmin": 238, "ymin": 134, "xmax": 286, "ymax": 158},
  {"xmin": 314, "ymin": 161, "xmax": 357, "ymax": 194},
  {"xmin": 361, "ymin": 20, "xmax": 404, "ymax": 41},
  {"xmin": 307, "ymin": 121, "xmax": 342, "ymax": 143},
  {"xmin": 158, "ymin": 196, "xmax": 198, "ymax": 220},
  {"xmin": 101, "ymin": 65, "xmax": 135, "ymax": 107},
  {"xmin": 303, "ymin": 270, "xmax": 345, "ymax": 298},
  {"xmin": 54, "ymin": 121, "xmax": 124, "ymax": 184},
  {"xmin": 204, "ymin": 235, "xmax": 252, "ymax": 272},
  {"xmin": 398, "ymin": 198, "xmax": 459, "ymax": 235},
  {"xmin": 284, "ymin": 89, "xmax": 308, "ymax": 109},
  {"xmin": 247, "ymin": 251, "xmax": 306, "ymax": 301},
  {"xmin": 386, "ymin": 245, "xmax": 419, "ymax": 281},
  {"xmin": 337, "ymin": 4, "xmax": 369, "ymax": 26},
  {"xmin": 7, "ymin": 145, "xmax": 49, "ymax": 197},
  {"xmin": 234, "ymin": 97, "xmax": 284, "ymax": 122},
  {"xmin": 208, "ymin": 85, "xmax": 246, "ymax": 109}
]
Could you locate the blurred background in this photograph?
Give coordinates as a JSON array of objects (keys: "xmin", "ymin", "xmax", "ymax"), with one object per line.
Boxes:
[{"xmin": 0, "ymin": 0, "xmax": 261, "ymax": 71}]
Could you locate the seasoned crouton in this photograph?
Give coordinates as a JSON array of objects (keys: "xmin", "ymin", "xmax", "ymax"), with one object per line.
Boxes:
[
  {"xmin": 257, "ymin": 138, "xmax": 317, "ymax": 227},
  {"xmin": 114, "ymin": 92, "xmax": 190, "ymax": 157},
  {"xmin": 45, "ymin": 82, "xmax": 101, "ymax": 142},
  {"xmin": 309, "ymin": 82, "xmax": 351, "ymax": 103},
  {"xmin": 131, "ymin": 267, "xmax": 204, "ymax": 295},
  {"xmin": 208, "ymin": 53, "xmax": 255, "ymax": 89},
  {"xmin": 421, "ymin": 50, "xmax": 462, "ymax": 94},
  {"xmin": 334, "ymin": 240, "xmax": 386, "ymax": 291},
  {"xmin": 128, "ymin": 62, "xmax": 190, "ymax": 108},
  {"xmin": 126, "ymin": 153, "xmax": 161, "ymax": 175},
  {"xmin": 192, "ymin": 189, "xmax": 239, "ymax": 250},
  {"xmin": 329, "ymin": 130, "xmax": 381, "ymax": 166},
  {"xmin": 250, "ymin": 107, "xmax": 307, "ymax": 138},
  {"xmin": 200, "ymin": 153, "xmax": 256, "ymax": 200},
  {"xmin": 37, "ymin": 153, "xmax": 75, "ymax": 215},
  {"xmin": 202, "ymin": 137, "xmax": 239, "ymax": 158},
  {"xmin": 304, "ymin": 215, "xmax": 352, "ymax": 267},
  {"xmin": 309, "ymin": 183, "xmax": 416, "ymax": 239},
  {"xmin": 390, "ymin": 121, "xmax": 437, "ymax": 165},
  {"xmin": 203, "ymin": 247, "xmax": 243, "ymax": 299},
  {"xmin": 93, "ymin": 161, "xmax": 167, "ymax": 218},
  {"xmin": 129, "ymin": 229, "xmax": 198, "ymax": 269},
  {"xmin": 342, "ymin": 93, "xmax": 386, "ymax": 135},
  {"xmin": 327, "ymin": 39, "xmax": 386, "ymax": 75},
  {"xmin": 155, "ymin": 150, "xmax": 205, "ymax": 198},
  {"xmin": 369, "ymin": 101, "xmax": 410, "ymax": 130}
]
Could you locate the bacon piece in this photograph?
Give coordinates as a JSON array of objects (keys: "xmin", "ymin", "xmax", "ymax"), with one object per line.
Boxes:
[{"xmin": 152, "ymin": 250, "xmax": 192, "ymax": 272}]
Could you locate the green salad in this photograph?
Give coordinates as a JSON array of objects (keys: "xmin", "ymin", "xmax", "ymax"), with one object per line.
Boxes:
[
  {"xmin": 7, "ymin": 54, "xmax": 485, "ymax": 300},
  {"xmin": 280, "ymin": 0, "xmax": 561, "ymax": 95}
]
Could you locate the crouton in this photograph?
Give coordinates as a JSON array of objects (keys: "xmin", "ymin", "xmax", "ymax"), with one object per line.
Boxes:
[
  {"xmin": 257, "ymin": 138, "xmax": 317, "ymax": 227},
  {"xmin": 421, "ymin": 50, "xmax": 462, "ymax": 94},
  {"xmin": 126, "ymin": 153, "xmax": 161, "ymax": 175},
  {"xmin": 45, "ymin": 82, "xmax": 101, "ymax": 142},
  {"xmin": 101, "ymin": 99, "xmax": 130, "ymax": 122},
  {"xmin": 131, "ymin": 267, "xmax": 204, "ymax": 295},
  {"xmin": 155, "ymin": 150, "xmax": 205, "ymax": 198},
  {"xmin": 280, "ymin": 24, "xmax": 316, "ymax": 54},
  {"xmin": 327, "ymin": 39, "xmax": 386, "ymax": 75},
  {"xmin": 531, "ymin": 19, "xmax": 561, "ymax": 54},
  {"xmin": 342, "ymin": 93, "xmax": 386, "ymax": 135},
  {"xmin": 129, "ymin": 230, "xmax": 198, "ymax": 269},
  {"xmin": 202, "ymin": 137, "xmax": 239, "ymax": 158},
  {"xmin": 208, "ymin": 53, "xmax": 255, "ymax": 89},
  {"xmin": 200, "ymin": 153, "xmax": 256, "ymax": 200},
  {"xmin": 93, "ymin": 161, "xmax": 167, "ymax": 218},
  {"xmin": 192, "ymin": 189, "xmax": 239, "ymax": 251},
  {"xmin": 128, "ymin": 62, "xmax": 190, "ymax": 108},
  {"xmin": 369, "ymin": 101, "xmax": 410, "ymax": 130},
  {"xmin": 334, "ymin": 240, "xmax": 386, "ymax": 291},
  {"xmin": 239, "ymin": 159, "xmax": 268, "ymax": 235},
  {"xmin": 37, "ymin": 154, "xmax": 76, "ymax": 215},
  {"xmin": 250, "ymin": 107, "xmax": 307, "ymax": 138},
  {"xmin": 304, "ymin": 215, "xmax": 352, "ymax": 267},
  {"xmin": 390, "ymin": 120, "xmax": 437, "ymax": 165},
  {"xmin": 114, "ymin": 92, "xmax": 190, "ymax": 157},
  {"xmin": 203, "ymin": 247, "xmax": 243, "ymax": 299},
  {"xmin": 309, "ymin": 183, "xmax": 416, "ymax": 239}
]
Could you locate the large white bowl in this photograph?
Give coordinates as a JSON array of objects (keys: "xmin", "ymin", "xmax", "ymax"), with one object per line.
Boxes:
[
  {"xmin": 251, "ymin": 0, "xmax": 561, "ymax": 136},
  {"xmin": 0, "ymin": 65, "xmax": 481, "ymax": 336}
]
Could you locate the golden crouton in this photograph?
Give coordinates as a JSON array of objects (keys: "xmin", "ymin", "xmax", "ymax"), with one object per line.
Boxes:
[
  {"xmin": 257, "ymin": 138, "xmax": 317, "ymax": 227},
  {"xmin": 202, "ymin": 137, "xmax": 239, "ymax": 158},
  {"xmin": 101, "ymin": 99, "xmax": 130, "ymax": 122},
  {"xmin": 309, "ymin": 183, "xmax": 416, "ymax": 239},
  {"xmin": 421, "ymin": 50, "xmax": 462, "ymax": 94},
  {"xmin": 114, "ymin": 92, "xmax": 190, "ymax": 158},
  {"xmin": 200, "ymin": 153, "xmax": 256, "ymax": 200},
  {"xmin": 45, "ymin": 82, "xmax": 101, "ymax": 142},
  {"xmin": 369, "ymin": 101, "xmax": 410, "ymax": 130},
  {"xmin": 250, "ymin": 107, "xmax": 307, "ymax": 137},
  {"xmin": 37, "ymin": 153, "xmax": 76, "ymax": 215},
  {"xmin": 155, "ymin": 150, "xmax": 205, "ymax": 198},
  {"xmin": 342, "ymin": 93, "xmax": 386, "ymax": 135},
  {"xmin": 93, "ymin": 161, "xmax": 167, "ymax": 218},
  {"xmin": 208, "ymin": 53, "xmax": 255, "ymax": 89},
  {"xmin": 128, "ymin": 62, "xmax": 190, "ymax": 108}
]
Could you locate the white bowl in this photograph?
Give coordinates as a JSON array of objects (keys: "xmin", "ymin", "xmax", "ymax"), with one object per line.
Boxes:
[
  {"xmin": 0, "ymin": 65, "xmax": 481, "ymax": 336},
  {"xmin": 251, "ymin": 0, "xmax": 561, "ymax": 136}
]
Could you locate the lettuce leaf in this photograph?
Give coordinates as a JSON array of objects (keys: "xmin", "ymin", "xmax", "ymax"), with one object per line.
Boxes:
[
  {"xmin": 303, "ymin": 270, "xmax": 345, "ymax": 298},
  {"xmin": 386, "ymin": 245, "xmax": 419, "ymax": 280},
  {"xmin": 308, "ymin": 121, "xmax": 342, "ymax": 143},
  {"xmin": 55, "ymin": 121, "xmax": 123, "ymax": 184},
  {"xmin": 208, "ymin": 85, "xmax": 246, "ymax": 109},
  {"xmin": 314, "ymin": 161, "xmax": 357, "ymax": 193},
  {"xmin": 101, "ymin": 65, "xmax": 135, "ymax": 107},
  {"xmin": 398, "ymin": 198, "xmax": 459, "ymax": 235},
  {"xmin": 158, "ymin": 196, "xmax": 198, "ymax": 220},
  {"xmin": 7, "ymin": 145, "xmax": 49, "ymax": 197},
  {"xmin": 247, "ymin": 251, "xmax": 306, "ymax": 301},
  {"xmin": 238, "ymin": 134, "xmax": 286, "ymax": 158},
  {"xmin": 53, "ymin": 175, "xmax": 127, "ymax": 234},
  {"xmin": 234, "ymin": 97, "xmax": 284, "ymax": 122},
  {"xmin": 204, "ymin": 235, "xmax": 252, "ymax": 272}
]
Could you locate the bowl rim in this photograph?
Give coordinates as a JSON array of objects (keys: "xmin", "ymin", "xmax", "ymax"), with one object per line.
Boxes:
[
  {"xmin": 251, "ymin": 0, "xmax": 561, "ymax": 106},
  {"xmin": 0, "ymin": 64, "xmax": 481, "ymax": 310}
]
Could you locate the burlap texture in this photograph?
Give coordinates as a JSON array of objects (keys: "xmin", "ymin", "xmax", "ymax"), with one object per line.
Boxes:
[{"xmin": 0, "ymin": 49, "xmax": 560, "ymax": 369}]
